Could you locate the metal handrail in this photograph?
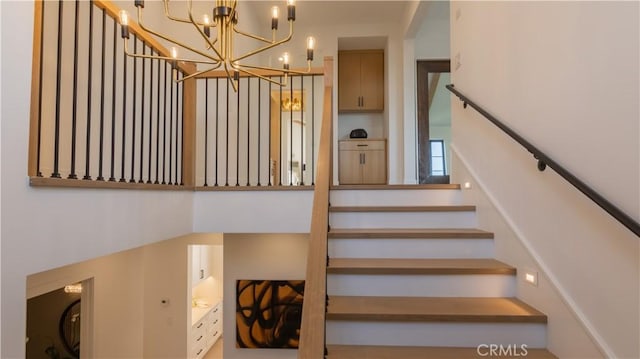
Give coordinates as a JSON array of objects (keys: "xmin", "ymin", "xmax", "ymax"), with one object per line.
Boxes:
[{"xmin": 446, "ymin": 84, "xmax": 639, "ymax": 237}]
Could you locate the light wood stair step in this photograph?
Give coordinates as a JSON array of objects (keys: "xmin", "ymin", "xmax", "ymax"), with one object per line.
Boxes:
[
  {"xmin": 326, "ymin": 345, "xmax": 558, "ymax": 359},
  {"xmin": 327, "ymin": 296, "xmax": 547, "ymax": 323},
  {"xmin": 329, "ymin": 205, "xmax": 476, "ymax": 212},
  {"xmin": 331, "ymin": 184, "xmax": 461, "ymax": 190},
  {"xmin": 327, "ymin": 258, "xmax": 515, "ymax": 275},
  {"xmin": 329, "ymin": 228, "xmax": 494, "ymax": 239}
]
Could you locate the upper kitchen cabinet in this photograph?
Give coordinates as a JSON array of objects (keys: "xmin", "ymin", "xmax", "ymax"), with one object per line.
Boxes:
[{"xmin": 338, "ymin": 50, "xmax": 384, "ymax": 112}]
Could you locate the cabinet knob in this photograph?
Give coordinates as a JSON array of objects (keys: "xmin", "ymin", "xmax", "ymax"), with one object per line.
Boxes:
[{"xmin": 199, "ymin": 269, "xmax": 204, "ymax": 279}]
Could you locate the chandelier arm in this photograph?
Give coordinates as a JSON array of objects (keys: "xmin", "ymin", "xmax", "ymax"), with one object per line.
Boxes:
[
  {"xmin": 186, "ymin": 0, "xmax": 225, "ymax": 61},
  {"xmin": 233, "ymin": 21, "xmax": 294, "ymax": 63},
  {"xmin": 136, "ymin": 7, "xmax": 220, "ymax": 63},
  {"xmin": 233, "ymin": 65, "xmax": 288, "ymax": 87},
  {"xmin": 175, "ymin": 63, "xmax": 223, "ymax": 83},
  {"xmin": 236, "ymin": 61, "xmax": 312, "ymax": 76},
  {"xmin": 223, "ymin": 63, "xmax": 239, "ymax": 92},
  {"xmin": 123, "ymin": 37, "xmax": 219, "ymax": 65},
  {"xmin": 161, "ymin": 0, "xmax": 212, "ymax": 27},
  {"xmin": 233, "ymin": 25, "xmax": 274, "ymax": 44}
]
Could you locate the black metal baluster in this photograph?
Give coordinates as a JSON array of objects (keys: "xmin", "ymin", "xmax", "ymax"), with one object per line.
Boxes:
[
  {"xmin": 161, "ymin": 62, "xmax": 168, "ymax": 185},
  {"xmin": 176, "ymin": 73, "xmax": 184, "ymax": 186},
  {"xmin": 236, "ymin": 78, "xmax": 240, "ymax": 186},
  {"xmin": 119, "ymin": 45, "xmax": 128, "ymax": 182},
  {"xmin": 215, "ymin": 78, "xmax": 219, "ymax": 186},
  {"xmin": 36, "ymin": 0, "xmax": 46, "ymax": 177},
  {"xmin": 289, "ymin": 76, "xmax": 293, "ymax": 185},
  {"xmin": 204, "ymin": 78, "xmax": 209, "ymax": 186},
  {"xmin": 147, "ymin": 48, "xmax": 154, "ymax": 184},
  {"xmin": 129, "ymin": 35, "xmax": 137, "ymax": 183},
  {"xmin": 68, "ymin": 0, "xmax": 80, "ymax": 179},
  {"xmin": 299, "ymin": 75, "xmax": 304, "ymax": 185},
  {"xmin": 278, "ymin": 77, "xmax": 282, "ymax": 186},
  {"xmin": 51, "ymin": 0, "xmax": 64, "ymax": 178},
  {"xmin": 168, "ymin": 65, "xmax": 174, "ymax": 185},
  {"xmin": 83, "ymin": 0, "xmax": 94, "ymax": 180},
  {"xmin": 268, "ymin": 78, "xmax": 272, "ymax": 186},
  {"xmin": 177, "ymin": 72, "xmax": 182, "ymax": 185},
  {"xmin": 257, "ymin": 78, "xmax": 261, "ymax": 186},
  {"xmin": 225, "ymin": 79, "xmax": 229, "ymax": 186},
  {"xmin": 246, "ymin": 77, "xmax": 250, "ymax": 186},
  {"xmin": 97, "ymin": 8, "xmax": 106, "ymax": 181},
  {"xmin": 139, "ymin": 43, "xmax": 146, "ymax": 183},
  {"xmin": 154, "ymin": 54, "xmax": 161, "ymax": 184},
  {"xmin": 109, "ymin": 19, "xmax": 117, "ymax": 182},
  {"xmin": 311, "ymin": 75, "xmax": 315, "ymax": 185}
]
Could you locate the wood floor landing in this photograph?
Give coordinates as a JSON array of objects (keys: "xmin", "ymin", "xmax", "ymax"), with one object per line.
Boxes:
[
  {"xmin": 329, "ymin": 205, "xmax": 476, "ymax": 212},
  {"xmin": 327, "ymin": 258, "xmax": 516, "ymax": 275},
  {"xmin": 326, "ymin": 345, "xmax": 558, "ymax": 359},
  {"xmin": 328, "ymin": 228, "xmax": 494, "ymax": 239},
  {"xmin": 327, "ymin": 296, "xmax": 547, "ymax": 323}
]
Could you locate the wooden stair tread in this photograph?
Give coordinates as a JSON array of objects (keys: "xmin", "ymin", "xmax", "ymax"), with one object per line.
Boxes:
[
  {"xmin": 327, "ymin": 258, "xmax": 515, "ymax": 275},
  {"xmin": 329, "ymin": 205, "xmax": 476, "ymax": 212},
  {"xmin": 326, "ymin": 345, "xmax": 558, "ymax": 359},
  {"xmin": 329, "ymin": 228, "xmax": 494, "ymax": 239},
  {"xmin": 327, "ymin": 296, "xmax": 547, "ymax": 323},
  {"xmin": 331, "ymin": 184, "xmax": 460, "ymax": 190}
]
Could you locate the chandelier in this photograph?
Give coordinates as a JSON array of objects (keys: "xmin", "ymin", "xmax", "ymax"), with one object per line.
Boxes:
[{"xmin": 118, "ymin": 0, "xmax": 316, "ymax": 91}]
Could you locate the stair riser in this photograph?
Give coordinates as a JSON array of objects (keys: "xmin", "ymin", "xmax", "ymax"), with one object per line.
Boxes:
[
  {"xmin": 327, "ymin": 274, "xmax": 516, "ymax": 297},
  {"xmin": 329, "ymin": 238, "xmax": 494, "ymax": 259},
  {"xmin": 330, "ymin": 190, "xmax": 463, "ymax": 207},
  {"xmin": 330, "ymin": 212, "xmax": 477, "ymax": 229},
  {"xmin": 325, "ymin": 321, "xmax": 547, "ymax": 348}
]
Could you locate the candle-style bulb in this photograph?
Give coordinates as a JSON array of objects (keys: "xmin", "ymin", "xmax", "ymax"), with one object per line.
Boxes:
[
  {"xmin": 306, "ymin": 36, "xmax": 315, "ymax": 61},
  {"xmin": 287, "ymin": 0, "xmax": 295, "ymax": 21},
  {"xmin": 282, "ymin": 52, "xmax": 290, "ymax": 70},
  {"xmin": 271, "ymin": 6, "xmax": 279, "ymax": 30},
  {"xmin": 203, "ymin": 14, "xmax": 211, "ymax": 37},
  {"xmin": 119, "ymin": 10, "xmax": 130, "ymax": 39},
  {"xmin": 171, "ymin": 47, "xmax": 178, "ymax": 59}
]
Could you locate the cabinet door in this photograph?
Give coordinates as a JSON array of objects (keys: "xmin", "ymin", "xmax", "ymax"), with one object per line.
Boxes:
[
  {"xmin": 359, "ymin": 51, "xmax": 384, "ymax": 111},
  {"xmin": 191, "ymin": 246, "xmax": 201, "ymax": 286},
  {"xmin": 338, "ymin": 52, "xmax": 362, "ymax": 112},
  {"xmin": 338, "ymin": 150, "xmax": 362, "ymax": 184},
  {"xmin": 361, "ymin": 149, "xmax": 386, "ymax": 184}
]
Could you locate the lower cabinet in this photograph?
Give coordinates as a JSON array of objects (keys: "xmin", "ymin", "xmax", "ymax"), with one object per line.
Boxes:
[
  {"xmin": 338, "ymin": 139, "xmax": 387, "ymax": 184},
  {"xmin": 190, "ymin": 302, "xmax": 222, "ymax": 359}
]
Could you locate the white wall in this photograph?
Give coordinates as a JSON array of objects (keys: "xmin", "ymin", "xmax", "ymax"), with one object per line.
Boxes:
[
  {"xmin": 450, "ymin": 2, "xmax": 639, "ymax": 358},
  {"xmin": 193, "ymin": 190, "xmax": 313, "ymax": 233},
  {"xmin": 1, "ymin": 2, "xmax": 194, "ymax": 357},
  {"xmin": 223, "ymin": 233, "xmax": 309, "ymax": 359}
]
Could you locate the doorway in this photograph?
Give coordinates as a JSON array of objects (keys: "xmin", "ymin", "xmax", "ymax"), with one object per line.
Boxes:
[{"xmin": 417, "ymin": 60, "xmax": 451, "ymax": 184}]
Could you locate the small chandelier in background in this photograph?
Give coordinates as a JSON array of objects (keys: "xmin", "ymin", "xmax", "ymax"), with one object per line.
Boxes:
[{"xmin": 118, "ymin": 0, "xmax": 316, "ymax": 91}]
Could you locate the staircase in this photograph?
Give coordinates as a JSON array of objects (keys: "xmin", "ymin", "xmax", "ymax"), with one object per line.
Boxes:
[{"xmin": 324, "ymin": 184, "xmax": 557, "ymax": 359}]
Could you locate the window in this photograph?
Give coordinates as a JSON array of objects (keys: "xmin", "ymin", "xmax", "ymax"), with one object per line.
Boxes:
[{"xmin": 430, "ymin": 140, "xmax": 446, "ymax": 176}]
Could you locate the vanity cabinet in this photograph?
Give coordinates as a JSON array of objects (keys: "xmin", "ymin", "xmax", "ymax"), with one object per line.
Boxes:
[
  {"xmin": 338, "ymin": 50, "xmax": 384, "ymax": 112},
  {"xmin": 338, "ymin": 139, "xmax": 387, "ymax": 184},
  {"xmin": 190, "ymin": 302, "xmax": 222, "ymax": 359}
]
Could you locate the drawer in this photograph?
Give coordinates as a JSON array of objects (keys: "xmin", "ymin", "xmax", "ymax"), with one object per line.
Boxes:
[{"xmin": 339, "ymin": 140, "xmax": 385, "ymax": 151}]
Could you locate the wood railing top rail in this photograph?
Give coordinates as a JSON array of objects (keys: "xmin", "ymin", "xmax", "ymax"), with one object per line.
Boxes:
[
  {"xmin": 297, "ymin": 56, "xmax": 333, "ymax": 359},
  {"xmin": 93, "ymin": 0, "xmax": 195, "ymax": 75},
  {"xmin": 447, "ymin": 84, "xmax": 640, "ymax": 238}
]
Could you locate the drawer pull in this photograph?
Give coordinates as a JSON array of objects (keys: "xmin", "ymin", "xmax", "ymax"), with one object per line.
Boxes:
[
  {"xmin": 213, "ymin": 308, "xmax": 219, "ymax": 313},
  {"xmin": 213, "ymin": 331, "xmax": 219, "ymax": 336},
  {"xmin": 197, "ymin": 335, "xmax": 203, "ymax": 342},
  {"xmin": 197, "ymin": 323, "xmax": 203, "ymax": 329},
  {"xmin": 213, "ymin": 319, "xmax": 218, "ymax": 325},
  {"xmin": 357, "ymin": 144, "xmax": 368, "ymax": 147},
  {"xmin": 196, "ymin": 349, "xmax": 203, "ymax": 355}
]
